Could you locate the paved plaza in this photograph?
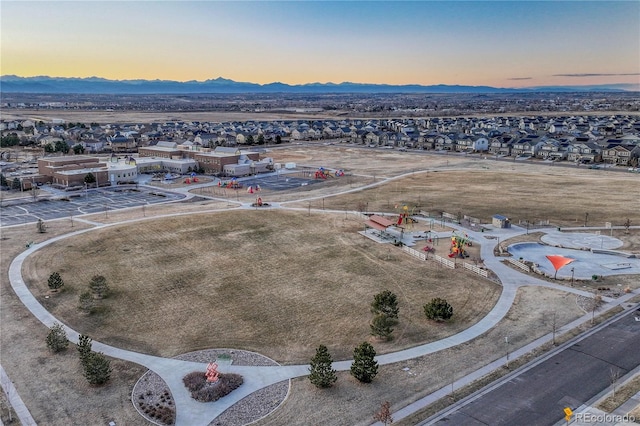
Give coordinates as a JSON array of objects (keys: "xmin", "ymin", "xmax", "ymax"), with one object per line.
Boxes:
[{"xmin": 508, "ymin": 239, "xmax": 640, "ymax": 280}]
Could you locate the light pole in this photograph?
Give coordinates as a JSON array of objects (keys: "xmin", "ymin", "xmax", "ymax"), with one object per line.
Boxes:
[
  {"xmin": 505, "ymin": 336, "xmax": 510, "ymax": 369},
  {"xmin": 571, "ymin": 267, "xmax": 575, "ymax": 286}
]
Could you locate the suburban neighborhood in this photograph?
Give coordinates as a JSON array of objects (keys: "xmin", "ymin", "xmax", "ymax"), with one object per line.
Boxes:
[{"xmin": 3, "ymin": 108, "xmax": 640, "ymax": 191}]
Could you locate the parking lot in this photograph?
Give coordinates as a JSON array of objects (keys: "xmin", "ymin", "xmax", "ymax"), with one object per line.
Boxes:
[{"xmin": 0, "ymin": 187, "xmax": 184, "ymax": 227}]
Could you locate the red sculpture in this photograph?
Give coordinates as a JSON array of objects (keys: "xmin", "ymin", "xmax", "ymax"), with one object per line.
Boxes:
[{"xmin": 206, "ymin": 362, "xmax": 220, "ymax": 383}]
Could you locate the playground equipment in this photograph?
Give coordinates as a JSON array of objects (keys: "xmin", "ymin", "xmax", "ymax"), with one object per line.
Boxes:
[
  {"xmin": 218, "ymin": 178, "xmax": 243, "ymax": 189},
  {"xmin": 395, "ymin": 205, "xmax": 417, "ymax": 227},
  {"xmin": 314, "ymin": 167, "xmax": 329, "ymax": 179},
  {"xmin": 246, "ymin": 184, "xmax": 261, "ymax": 194},
  {"xmin": 449, "ymin": 232, "xmax": 471, "ymax": 258},
  {"xmin": 314, "ymin": 167, "xmax": 344, "ymax": 179}
]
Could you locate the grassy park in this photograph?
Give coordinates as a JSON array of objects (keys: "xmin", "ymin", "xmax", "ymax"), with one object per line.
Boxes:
[{"xmin": 2, "ymin": 146, "xmax": 639, "ymax": 425}]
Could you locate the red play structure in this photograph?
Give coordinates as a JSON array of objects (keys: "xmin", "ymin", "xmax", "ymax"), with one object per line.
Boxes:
[
  {"xmin": 218, "ymin": 178, "xmax": 243, "ymax": 189},
  {"xmin": 448, "ymin": 232, "xmax": 471, "ymax": 258}
]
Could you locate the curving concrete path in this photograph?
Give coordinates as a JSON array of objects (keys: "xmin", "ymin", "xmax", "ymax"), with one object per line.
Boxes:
[{"xmin": 5, "ymin": 170, "xmax": 635, "ymax": 425}]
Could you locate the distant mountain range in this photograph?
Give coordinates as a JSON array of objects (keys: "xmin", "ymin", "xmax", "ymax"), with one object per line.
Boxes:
[{"xmin": 1, "ymin": 75, "xmax": 638, "ymax": 94}]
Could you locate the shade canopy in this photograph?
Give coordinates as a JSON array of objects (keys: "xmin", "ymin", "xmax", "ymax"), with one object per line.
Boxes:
[{"xmin": 545, "ymin": 255, "xmax": 575, "ymax": 272}]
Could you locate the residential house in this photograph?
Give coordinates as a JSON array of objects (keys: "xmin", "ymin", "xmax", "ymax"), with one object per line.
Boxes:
[
  {"xmin": 511, "ymin": 137, "xmax": 542, "ymax": 157},
  {"xmin": 566, "ymin": 141, "xmax": 601, "ymax": 163},
  {"xmin": 601, "ymin": 143, "xmax": 634, "ymax": 166},
  {"xmin": 488, "ymin": 137, "xmax": 513, "ymax": 156}
]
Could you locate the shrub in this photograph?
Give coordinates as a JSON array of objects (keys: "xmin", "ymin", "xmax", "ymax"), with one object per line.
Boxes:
[
  {"xmin": 82, "ymin": 352, "xmax": 112, "ymax": 385},
  {"xmin": 46, "ymin": 322, "xmax": 69, "ymax": 352},
  {"xmin": 47, "ymin": 272, "xmax": 64, "ymax": 291},
  {"xmin": 182, "ymin": 371, "xmax": 243, "ymax": 402},
  {"xmin": 77, "ymin": 334, "xmax": 92, "ymax": 365},
  {"xmin": 89, "ymin": 275, "xmax": 109, "ymax": 299},
  {"xmin": 78, "ymin": 291, "xmax": 96, "ymax": 313},
  {"xmin": 182, "ymin": 371, "xmax": 206, "ymax": 392},
  {"xmin": 424, "ymin": 297, "xmax": 453, "ymax": 321}
]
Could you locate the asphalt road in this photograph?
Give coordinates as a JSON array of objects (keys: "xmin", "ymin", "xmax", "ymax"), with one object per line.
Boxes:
[{"xmin": 430, "ymin": 308, "xmax": 640, "ymax": 426}]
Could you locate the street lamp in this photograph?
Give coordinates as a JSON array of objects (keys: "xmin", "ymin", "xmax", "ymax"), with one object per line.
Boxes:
[
  {"xmin": 570, "ymin": 267, "xmax": 575, "ymax": 286},
  {"xmin": 505, "ymin": 336, "xmax": 510, "ymax": 369}
]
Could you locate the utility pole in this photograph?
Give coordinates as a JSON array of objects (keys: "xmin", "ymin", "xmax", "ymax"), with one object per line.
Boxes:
[{"xmin": 505, "ymin": 336, "xmax": 510, "ymax": 369}]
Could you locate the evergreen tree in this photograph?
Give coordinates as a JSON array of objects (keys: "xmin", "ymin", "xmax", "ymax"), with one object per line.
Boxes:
[
  {"xmin": 46, "ymin": 322, "xmax": 69, "ymax": 352},
  {"xmin": 77, "ymin": 334, "xmax": 93, "ymax": 364},
  {"xmin": 78, "ymin": 291, "xmax": 96, "ymax": 314},
  {"xmin": 84, "ymin": 172, "xmax": 96, "ymax": 185},
  {"xmin": 37, "ymin": 219, "xmax": 47, "ymax": 233},
  {"xmin": 423, "ymin": 298, "xmax": 453, "ymax": 321},
  {"xmin": 350, "ymin": 342, "xmax": 378, "ymax": 383},
  {"xmin": 11, "ymin": 178, "xmax": 22, "ymax": 191},
  {"xmin": 47, "ymin": 272, "xmax": 64, "ymax": 290},
  {"xmin": 370, "ymin": 314, "xmax": 394, "ymax": 340},
  {"xmin": 89, "ymin": 275, "xmax": 109, "ymax": 299},
  {"xmin": 0, "ymin": 173, "xmax": 8, "ymax": 187},
  {"xmin": 308, "ymin": 345, "xmax": 337, "ymax": 388},
  {"xmin": 371, "ymin": 290, "xmax": 399, "ymax": 320},
  {"xmin": 82, "ymin": 352, "xmax": 112, "ymax": 385}
]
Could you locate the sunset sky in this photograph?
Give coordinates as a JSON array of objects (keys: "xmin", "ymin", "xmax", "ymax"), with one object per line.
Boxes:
[{"xmin": 2, "ymin": 1, "xmax": 639, "ymax": 89}]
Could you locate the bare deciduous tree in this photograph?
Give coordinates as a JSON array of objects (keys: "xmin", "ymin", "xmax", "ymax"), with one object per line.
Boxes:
[
  {"xmin": 610, "ymin": 367, "xmax": 621, "ymax": 398},
  {"xmin": 373, "ymin": 401, "xmax": 393, "ymax": 425},
  {"xmin": 589, "ymin": 294, "xmax": 604, "ymax": 325}
]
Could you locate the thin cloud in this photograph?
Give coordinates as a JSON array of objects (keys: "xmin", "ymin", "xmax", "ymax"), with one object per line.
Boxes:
[
  {"xmin": 508, "ymin": 77, "xmax": 532, "ymax": 81},
  {"xmin": 553, "ymin": 73, "xmax": 640, "ymax": 77}
]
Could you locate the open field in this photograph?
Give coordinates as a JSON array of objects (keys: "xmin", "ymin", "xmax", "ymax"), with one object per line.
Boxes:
[
  {"xmin": 0, "ymin": 110, "xmax": 340, "ymax": 125},
  {"xmin": 253, "ymin": 286, "xmax": 586, "ymax": 426},
  {"xmin": 22, "ymin": 210, "xmax": 500, "ymax": 362},
  {"xmin": 271, "ymin": 148, "xmax": 640, "ymax": 227},
  {"xmin": 0, "ymin": 222, "xmax": 146, "ymax": 425},
  {"xmin": 2, "ymin": 109, "xmax": 638, "ymax": 125},
  {"xmin": 2, "ymin": 144, "xmax": 639, "ymax": 425}
]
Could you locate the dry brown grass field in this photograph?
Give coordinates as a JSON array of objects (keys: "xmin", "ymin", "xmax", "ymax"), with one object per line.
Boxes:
[
  {"xmin": 2, "ymin": 109, "xmax": 638, "ymax": 126},
  {"xmin": 269, "ymin": 147, "xmax": 640, "ymax": 227},
  {"xmin": 254, "ymin": 286, "xmax": 585, "ymax": 426},
  {"xmin": 2, "ymin": 144, "xmax": 639, "ymax": 425},
  {"xmin": 22, "ymin": 210, "xmax": 500, "ymax": 362}
]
